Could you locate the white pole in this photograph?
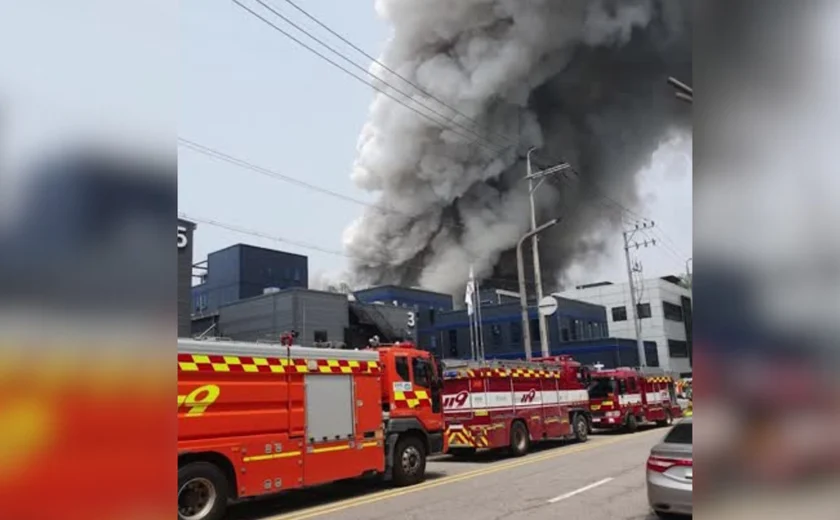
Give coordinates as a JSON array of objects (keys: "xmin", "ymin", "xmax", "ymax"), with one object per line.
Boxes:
[
  {"xmin": 527, "ymin": 148, "xmax": 550, "ymax": 358},
  {"xmin": 476, "ymin": 277, "xmax": 485, "ymax": 360}
]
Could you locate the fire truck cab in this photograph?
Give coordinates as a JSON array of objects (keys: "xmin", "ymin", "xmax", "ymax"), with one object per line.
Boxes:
[{"xmin": 586, "ymin": 366, "xmax": 681, "ymax": 432}]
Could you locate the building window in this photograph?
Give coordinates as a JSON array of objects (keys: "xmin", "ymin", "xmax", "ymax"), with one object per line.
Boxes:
[
  {"xmin": 668, "ymin": 340, "xmax": 689, "ymax": 358},
  {"xmin": 395, "ymin": 356, "xmax": 410, "ymax": 381},
  {"xmin": 663, "ymin": 301, "xmax": 684, "ymax": 322},
  {"xmin": 611, "ymin": 306, "xmax": 627, "ymax": 322},
  {"xmin": 561, "ymin": 327, "xmax": 570, "ymax": 342},
  {"xmin": 491, "ymin": 324, "xmax": 502, "ymax": 346},
  {"xmin": 637, "ymin": 303, "xmax": 652, "ymax": 319},
  {"xmin": 574, "ymin": 319, "xmax": 584, "ymax": 340},
  {"xmin": 314, "ymin": 330, "xmax": 328, "ymax": 342},
  {"xmin": 529, "ymin": 319, "xmax": 539, "ymax": 341},
  {"xmin": 448, "ymin": 329, "xmax": 458, "ymax": 357},
  {"xmin": 511, "ymin": 322, "xmax": 522, "ymax": 344}
]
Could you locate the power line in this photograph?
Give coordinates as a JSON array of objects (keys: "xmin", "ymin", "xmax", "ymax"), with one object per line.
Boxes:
[
  {"xmin": 252, "ymin": 0, "xmax": 508, "ymax": 150},
  {"xmin": 278, "ymin": 0, "xmax": 520, "ymax": 149},
  {"xmin": 179, "ymin": 138, "xmax": 375, "ymax": 209},
  {"xmin": 233, "ymin": 0, "xmax": 689, "ymax": 253},
  {"xmin": 182, "ymin": 212, "xmax": 541, "ymax": 289},
  {"xmin": 231, "ymin": 0, "xmax": 511, "ymax": 155},
  {"xmin": 179, "ymin": 137, "xmax": 469, "ymax": 233},
  {"xmin": 181, "ymin": 136, "xmax": 691, "ymax": 266}
]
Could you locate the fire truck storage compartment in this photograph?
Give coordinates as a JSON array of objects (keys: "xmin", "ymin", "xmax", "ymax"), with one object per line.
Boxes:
[
  {"xmin": 305, "ymin": 375, "xmax": 355, "ymax": 441},
  {"xmin": 297, "ymin": 347, "xmax": 380, "ymax": 443}
]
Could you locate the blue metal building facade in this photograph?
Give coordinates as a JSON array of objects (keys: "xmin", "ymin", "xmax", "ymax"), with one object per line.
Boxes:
[
  {"xmin": 353, "ymin": 285, "xmax": 453, "ymax": 311},
  {"xmin": 416, "ymin": 295, "xmax": 659, "ymax": 368},
  {"xmin": 192, "ymin": 244, "xmax": 308, "ymax": 316}
]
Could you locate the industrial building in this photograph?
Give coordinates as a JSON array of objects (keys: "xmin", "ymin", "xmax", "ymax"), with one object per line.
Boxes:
[
  {"xmin": 187, "ymin": 243, "xmax": 671, "ymax": 370},
  {"xmin": 418, "ymin": 293, "xmax": 659, "ymax": 368},
  {"xmin": 555, "ymin": 275, "xmax": 693, "ymax": 375},
  {"xmin": 191, "ymin": 243, "xmax": 308, "ymax": 317}
]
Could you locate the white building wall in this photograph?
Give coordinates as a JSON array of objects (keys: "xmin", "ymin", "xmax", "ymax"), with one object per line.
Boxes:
[{"xmin": 554, "ymin": 278, "xmax": 692, "ymax": 374}]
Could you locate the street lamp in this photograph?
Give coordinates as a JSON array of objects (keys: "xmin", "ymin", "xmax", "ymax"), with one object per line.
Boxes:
[
  {"xmin": 526, "ymin": 148, "xmax": 570, "ymax": 358},
  {"xmin": 517, "ymin": 218, "xmax": 559, "ymax": 361}
]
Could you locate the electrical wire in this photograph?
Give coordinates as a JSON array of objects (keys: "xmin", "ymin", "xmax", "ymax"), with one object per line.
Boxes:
[
  {"xmin": 231, "ymin": 0, "xmax": 511, "ymax": 155},
  {"xmin": 181, "ymin": 211, "xmax": 543, "ymax": 289}
]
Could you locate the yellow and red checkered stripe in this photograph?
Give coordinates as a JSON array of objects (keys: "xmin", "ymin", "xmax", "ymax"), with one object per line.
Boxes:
[
  {"xmin": 393, "ymin": 390, "xmax": 431, "ymax": 409},
  {"xmin": 645, "ymin": 376, "xmax": 673, "ymax": 383},
  {"xmin": 446, "ymin": 426, "xmax": 490, "ymax": 448},
  {"xmin": 445, "ymin": 368, "xmax": 563, "ymax": 380},
  {"xmin": 177, "ymin": 354, "xmax": 380, "ymax": 375}
]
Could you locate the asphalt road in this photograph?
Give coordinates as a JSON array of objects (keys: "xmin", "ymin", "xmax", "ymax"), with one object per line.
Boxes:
[{"xmin": 229, "ymin": 426, "xmax": 667, "ymax": 520}]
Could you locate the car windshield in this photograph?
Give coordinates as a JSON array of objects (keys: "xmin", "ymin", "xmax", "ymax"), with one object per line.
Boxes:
[
  {"xmin": 587, "ymin": 377, "xmax": 616, "ymax": 398},
  {"xmin": 664, "ymin": 422, "xmax": 693, "ymax": 445}
]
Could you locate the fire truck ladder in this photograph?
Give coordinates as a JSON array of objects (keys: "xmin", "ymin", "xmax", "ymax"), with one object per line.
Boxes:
[{"xmin": 441, "ymin": 358, "xmax": 558, "ymax": 374}]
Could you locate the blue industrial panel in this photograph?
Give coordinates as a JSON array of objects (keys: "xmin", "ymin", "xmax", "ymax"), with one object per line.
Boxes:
[
  {"xmin": 239, "ymin": 244, "xmax": 308, "ymax": 300},
  {"xmin": 192, "ymin": 244, "xmax": 309, "ymax": 315},
  {"xmin": 354, "ymin": 285, "xmax": 453, "ymax": 311}
]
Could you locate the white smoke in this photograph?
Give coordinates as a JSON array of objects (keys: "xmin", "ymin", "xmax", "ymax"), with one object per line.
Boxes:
[{"xmin": 344, "ymin": 0, "xmax": 690, "ymax": 294}]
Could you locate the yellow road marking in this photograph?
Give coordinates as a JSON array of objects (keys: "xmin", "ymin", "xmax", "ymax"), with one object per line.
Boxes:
[{"xmin": 262, "ymin": 429, "xmax": 661, "ymax": 520}]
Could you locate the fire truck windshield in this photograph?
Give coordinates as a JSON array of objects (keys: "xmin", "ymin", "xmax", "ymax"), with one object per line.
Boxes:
[{"xmin": 587, "ymin": 377, "xmax": 616, "ymax": 398}]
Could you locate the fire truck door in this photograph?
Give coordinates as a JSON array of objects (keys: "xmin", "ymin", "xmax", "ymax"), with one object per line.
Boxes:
[
  {"xmin": 426, "ymin": 357, "xmax": 443, "ymax": 414},
  {"xmin": 411, "ymin": 356, "xmax": 437, "ymax": 412}
]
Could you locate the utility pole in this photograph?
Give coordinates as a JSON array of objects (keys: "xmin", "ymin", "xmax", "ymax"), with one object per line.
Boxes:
[
  {"xmin": 517, "ymin": 218, "xmax": 559, "ymax": 361},
  {"xmin": 526, "ymin": 148, "xmax": 570, "ymax": 357},
  {"xmin": 623, "ymin": 221, "xmax": 656, "ymax": 368}
]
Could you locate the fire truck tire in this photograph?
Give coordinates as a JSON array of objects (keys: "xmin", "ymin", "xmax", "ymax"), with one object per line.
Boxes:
[
  {"xmin": 572, "ymin": 414, "xmax": 588, "ymax": 442},
  {"xmin": 178, "ymin": 462, "xmax": 229, "ymax": 520},
  {"xmin": 625, "ymin": 414, "xmax": 639, "ymax": 433},
  {"xmin": 509, "ymin": 421, "xmax": 530, "ymax": 457},
  {"xmin": 392, "ymin": 436, "xmax": 427, "ymax": 487}
]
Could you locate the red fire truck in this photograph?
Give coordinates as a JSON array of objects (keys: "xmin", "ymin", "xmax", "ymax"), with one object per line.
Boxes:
[
  {"xmin": 441, "ymin": 356, "xmax": 591, "ymax": 457},
  {"xmin": 587, "ymin": 366, "xmax": 682, "ymax": 431},
  {"xmin": 177, "ymin": 338, "xmax": 445, "ymax": 520}
]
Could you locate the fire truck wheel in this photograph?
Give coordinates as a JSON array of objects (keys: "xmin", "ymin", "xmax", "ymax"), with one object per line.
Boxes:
[
  {"xmin": 392, "ymin": 436, "xmax": 426, "ymax": 487},
  {"xmin": 625, "ymin": 414, "xmax": 638, "ymax": 433},
  {"xmin": 509, "ymin": 421, "xmax": 530, "ymax": 457},
  {"xmin": 573, "ymin": 414, "xmax": 588, "ymax": 442},
  {"xmin": 178, "ymin": 462, "xmax": 229, "ymax": 520}
]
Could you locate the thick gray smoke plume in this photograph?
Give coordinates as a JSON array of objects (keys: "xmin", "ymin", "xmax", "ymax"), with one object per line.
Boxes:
[{"xmin": 344, "ymin": 0, "xmax": 691, "ymax": 294}]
